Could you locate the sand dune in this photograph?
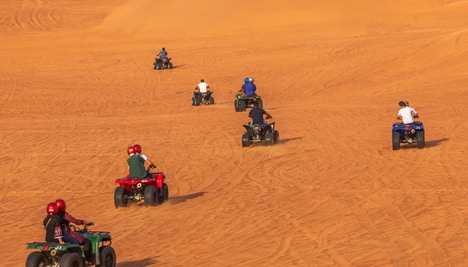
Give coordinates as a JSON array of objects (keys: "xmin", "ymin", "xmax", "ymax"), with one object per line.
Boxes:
[{"xmin": 1, "ymin": 0, "xmax": 467, "ymax": 266}]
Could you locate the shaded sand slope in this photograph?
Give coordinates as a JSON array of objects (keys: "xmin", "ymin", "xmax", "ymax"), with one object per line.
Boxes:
[{"xmin": 0, "ymin": 0, "xmax": 467, "ymax": 266}]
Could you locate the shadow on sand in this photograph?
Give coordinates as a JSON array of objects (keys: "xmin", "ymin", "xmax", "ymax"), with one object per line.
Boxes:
[
  {"xmin": 117, "ymin": 257, "xmax": 159, "ymax": 267},
  {"xmin": 277, "ymin": 136, "xmax": 303, "ymax": 144},
  {"xmin": 425, "ymin": 137, "xmax": 449, "ymax": 148},
  {"xmin": 169, "ymin": 192, "xmax": 205, "ymax": 204}
]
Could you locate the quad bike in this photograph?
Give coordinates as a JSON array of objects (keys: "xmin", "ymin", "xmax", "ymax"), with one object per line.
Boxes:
[
  {"xmin": 392, "ymin": 122, "xmax": 425, "ymax": 150},
  {"xmin": 234, "ymin": 94, "xmax": 262, "ymax": 112},
  {"xmin": 25, "ymin": 222, "xmax": 115, "ymax": 267},
  {"xmin": 242, "ymin": 117, "xmax": 279, "ymax": 147},
  {"xmin": 192, "ymin": 91, "xmax": 214, "ymax": 106},
  {"xmin": 114, "ymin": 167, "xmax": 169, "ymax": 208},
  {"xmin": 152, "ymin": 57, "xmax": 173, "ymax": 70}
]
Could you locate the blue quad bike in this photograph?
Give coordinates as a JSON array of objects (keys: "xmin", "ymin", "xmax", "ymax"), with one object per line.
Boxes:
[
  {"xmin": 392, "ymin": 122, "xmax": 425, "ymax": 150},
  {"xmin": 25, "ymin": 223, "xmax": 116, "ymax": 267}
]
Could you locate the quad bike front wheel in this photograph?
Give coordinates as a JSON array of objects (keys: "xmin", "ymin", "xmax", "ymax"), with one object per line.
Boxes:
[{"xmin": 98, "ymin": 246, "xmax": 116, "ymax": 267}]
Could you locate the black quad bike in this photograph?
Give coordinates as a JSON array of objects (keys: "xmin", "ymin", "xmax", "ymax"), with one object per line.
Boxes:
[
  {"xmin": 25, "ymin": 222, "xmax": 115, "ymax": 267},
  {"xmin": 153, "ymin": 57, "xmax": 173, "ymax": 70},
  {"xmin": 192, "ymin": 91, "xmax": 214, "ymax": 106},
  {"xmin": 392, "ymin": 122, "xmax": 425, "ymax": 150},
  {"xmin": 242, "ymin": 118, "xmax": 279, "ymax": 147}
]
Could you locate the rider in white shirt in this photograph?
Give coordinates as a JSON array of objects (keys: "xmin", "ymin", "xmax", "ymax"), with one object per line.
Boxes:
[
  {"xmin": 397, "ymin": 101, "xmax": 418, "ymax": 124},
  {"xmin": 194, "ymin": 79, "xmax": 211, "ymax": 98}
]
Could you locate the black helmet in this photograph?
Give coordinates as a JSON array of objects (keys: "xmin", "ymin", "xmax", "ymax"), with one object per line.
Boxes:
[{"xmin": 399, "ymin": 101, "xmax": 407, "ymax": 107}]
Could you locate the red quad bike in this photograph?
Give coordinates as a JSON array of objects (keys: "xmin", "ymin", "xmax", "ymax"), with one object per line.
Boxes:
[{"xmin": 114, "ymin": 167, "xmax": 169, "ymax": 208}]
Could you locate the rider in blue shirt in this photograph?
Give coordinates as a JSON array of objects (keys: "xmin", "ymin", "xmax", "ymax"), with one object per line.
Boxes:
[
  {"xmin": 158, "ymin": 47, "xmax": 168, "ymax": 60},
  {"xmin": 239, "ymin": 77, "xmax": 257, "ymax": 97}
]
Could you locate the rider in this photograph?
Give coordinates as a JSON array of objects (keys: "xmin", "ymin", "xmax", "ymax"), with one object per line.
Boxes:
[
  {"xmin": 157, "ymin": 47, "xmax": 168, "ymax": 61},
  {"xmin": 43, "ymin": 202, "xmax": 65, "ymax": 244},
  {"xmin": 193, "ymin": 79, "xmax": 211, "ymax": 99},
  {"xmin": 55, "ymin": 199, "xmax": 92, "ymax": 262},
  {"xmin": 397, "ymin": 101, "xmax": 419, "ymax": 124},
  {"xmin": 127, "ymin": 146, "xmax": 149, "ymax": 178},
  {"xmin": 249, "ymin": 100, "xmax": 272, "ymax": 127},
  {"xmin": 133, "ymin": 144, "xmax": 156, "ymax": 170},
  {"xmin": 239, "ymin": 77, "xmax": 257, "ymax": 97}
]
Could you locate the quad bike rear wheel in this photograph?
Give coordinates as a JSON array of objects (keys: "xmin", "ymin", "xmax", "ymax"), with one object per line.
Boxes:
[
  {"xmin": 209, "ymin": 97, "xmax": 215, "ymax": 105},
  {"xmin": 256, "ymin": 98, "xmax": 263, "ymax": 109},
  {"xmin": 144, "ymin": 186, "xmax": 159, "ymax": 206},
  {"xmin": 242, "ymin": 134, "xmax": 251, "ymax": 147},
  {"xmin": 416, "ymin": 130, "xmax": 425, "ymax": 149},
  {"xmin": 234, "ymin": 100, "xmax": 240, "ymax": 112},
  {"xmin": 114, "ymin": 187, "xmax": 127, "ymax": 208},
  {"xmin": 264, "ymin": 133, "xmax": 274, "ymax": 146},
  {"xmin": 392, "ymin": 131, "xmax": 401, "ymax": 150},
  {"xmin": 60, "ymin": 252, "xmax": 84, "ymax": 267},
  {"xmin": 158, "ymin": 183, "xmax": 169, "ymax": 203},
  {"xmin": 193, "ymin": 96, "xmax": 201, "ymax": 106},
  {"xmin": 26, "ymin": 252, "xmax": 49, "ymax": 267},
  {"xmin": 239, "ymin": 101, "xmax": 246, "ymax": 111},
  {"xmin": 273, "ymin": 130, "xmax": 279, "ymax": 144}
]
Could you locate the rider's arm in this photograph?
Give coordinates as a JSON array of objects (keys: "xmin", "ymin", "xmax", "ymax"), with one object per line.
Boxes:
[
  {"xmin": 145, "ymin": 158, "xmax": 156, "ymax": 168},
  {"xmin": 64, "ymin": 212, "xmax": 86, "ymax": 225}
]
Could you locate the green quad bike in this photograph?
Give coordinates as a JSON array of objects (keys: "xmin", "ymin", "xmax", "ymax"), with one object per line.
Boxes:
[
  {"xmin": 25, "ymin": 222, "xmax": 116, "ymax": 267},
  {"xmin": 234, "ymin": 94, "xmax": 262, "ymax": 112}
]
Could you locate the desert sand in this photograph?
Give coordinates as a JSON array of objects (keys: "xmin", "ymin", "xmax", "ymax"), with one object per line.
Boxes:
[{"xmin": 1, "ymin": 0, "xmax": 467, "ymax": 266}]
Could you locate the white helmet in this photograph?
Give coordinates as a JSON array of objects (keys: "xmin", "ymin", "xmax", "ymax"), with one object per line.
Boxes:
[{"xmin": 248, "ymin": 77, "xmax": 254, "ymax": 82}]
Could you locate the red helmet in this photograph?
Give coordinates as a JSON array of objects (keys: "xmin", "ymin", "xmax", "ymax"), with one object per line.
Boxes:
[
  {"xmin": 47, "ymin": 202, "xmax": 59, "ymax": 215},
  {"xmin": 55, "ymin": 199, "xmax": 66, "ymax": 212},
  {"xmin": 133, "ymin": 144, "xmax": 142, "ymax": 153},
  {"xmin": 127, "ymin": 146, "xmax": 135, "ymax": 155}
]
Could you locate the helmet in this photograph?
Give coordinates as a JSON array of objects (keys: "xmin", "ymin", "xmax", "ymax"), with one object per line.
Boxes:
[
  {"xmin": 244, "ymin": 78, "xmax": 249, "ymax": 83},
  {"xmin": 133, "ymin": 144, "xmax": 142, "ymax": 153},
  {"xmin": 249, "ymin": 77, "xmax": 254, "ymax": 82},
  {"xmin": 399, "ymin": 101, "xmax": 407, "ymax": 107},
  {"xmin": 127, "ymin": 146, "xmax": 135, "ymax": 155},
  {"xmin": 55, "ymin": 199, "xmax": 66, "ymax": 212},
  {"xmin": 46, "ymin": 202, "xmax": 59, "ymax": 215}
]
